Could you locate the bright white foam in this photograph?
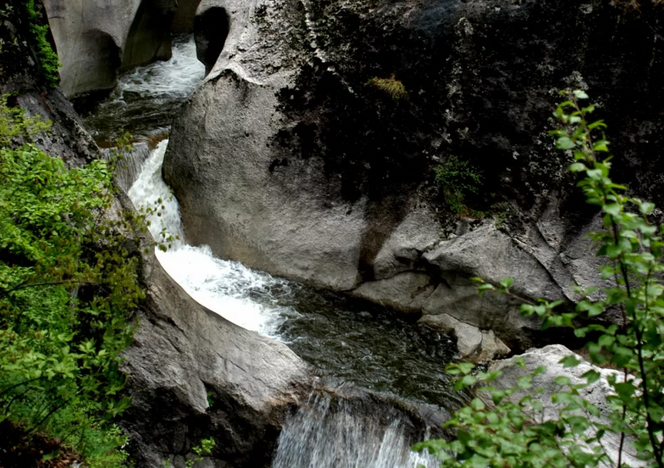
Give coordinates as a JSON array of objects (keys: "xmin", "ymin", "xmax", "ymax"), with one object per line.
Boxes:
[
  {"xmin": 272, "ymin": 392, "xmax": 439, "ymax": 468},
  {"xmin": 155, "ymin": 245, "xmax": 289, "ymax": 337},
  {"xmin": 116, "ymin": 37, "xmax": 205, "ymax": 101},
  {"xmin": 128, "ymin": 139, "xmax": 184, "ymax": 247},
  {"xmin": 128, "ymin": 140, "xmax": 289, "ymax": 336}
]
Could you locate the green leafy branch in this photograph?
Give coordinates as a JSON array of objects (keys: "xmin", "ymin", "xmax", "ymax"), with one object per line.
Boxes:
[{"xmin": 415, "ymin": 90, "xmax": 664, "ymax": 468}]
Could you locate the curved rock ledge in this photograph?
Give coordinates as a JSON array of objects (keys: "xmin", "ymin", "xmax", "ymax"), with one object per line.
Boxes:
[{"xmin": 120, "ymin": 245, "xmax": 311, "ymax": 467}]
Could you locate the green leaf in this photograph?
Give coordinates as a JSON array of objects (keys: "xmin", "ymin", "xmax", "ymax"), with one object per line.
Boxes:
[
  {"xmin": 470, "ymin": 398, "xmax": 486, "ymax": 411},
  {"xmin": 554, "ymin": 376, "xmax": 571, "ymax": 386},
  {"xmin": 581, "ymin": 370, "xmax": 600, "ymax": 385},
  {"xmin": 593, "ymin": 140, "xmax": 610, "ymax": 152},
  {"xmin": 559, "ymin": 355, "xmax": 581, "ymax": 368},
  {"xmin": 556, "ymin": 137, "xmax": 576, "ymax": 149},
  {"xmin": 569, "ymin": 162, "xmax": 586, "ymax": 172}
]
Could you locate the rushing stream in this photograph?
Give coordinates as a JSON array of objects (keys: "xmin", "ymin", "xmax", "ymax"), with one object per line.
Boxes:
[{"xmin": 83, "ymin": 35, "xmax": 461, "ymax": 467}]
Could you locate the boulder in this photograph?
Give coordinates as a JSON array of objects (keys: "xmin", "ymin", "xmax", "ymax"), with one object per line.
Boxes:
[
  {"xmin": 43, "ymin": 0, "xmax": 204, "ymax": 97},
  {"xmin": 485, "ymin": 345, "xmax": 643, "ymax": 467},
  {"xmin": 419, "ymin": 315, "xmax": 510, "ymax": 362},
  {"xmin": 164, "ymin": 0, "xmax": 664, "ymax": 351}
]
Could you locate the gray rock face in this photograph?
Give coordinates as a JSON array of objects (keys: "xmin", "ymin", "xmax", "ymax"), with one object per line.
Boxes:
[
  {"xmin": 0, "ymin": 3, "xmax": 99, "ymax": 165},
  {"xmin": 121, "ymin": 248, "xmax": 311, "ymax": 468},
  {"xmin": 43, "ymin": 0, "xmax": 202, "ymax": 97},
  {"xmin": 486, "ymin": 345, "xmax": 643, "ymax": 467},
  {"xmin": 165, "ymin": 67, "xmax": 368, "ymax": 291},
  {"xmin": 164, "ymin": 0, "xmax": 664, "ymax": 353}
]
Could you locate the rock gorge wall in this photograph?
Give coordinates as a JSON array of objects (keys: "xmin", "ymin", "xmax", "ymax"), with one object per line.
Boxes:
[
  {"xmin": 163, "ymin": 0, "xmax": 664, "ymax": 354},
  {"xmin": 43, "ymin": 0, "xmax": 204, "ymax": 97}
]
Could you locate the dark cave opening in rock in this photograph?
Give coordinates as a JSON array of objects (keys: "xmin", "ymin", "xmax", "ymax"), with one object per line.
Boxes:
[{"xmin": 194, "ymin": 7, "xmax": 230, "ymax": 73}]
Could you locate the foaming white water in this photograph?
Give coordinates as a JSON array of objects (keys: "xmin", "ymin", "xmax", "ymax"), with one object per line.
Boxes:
[
  {"xmin": 128, "ymin": 139, "xmax": 184, "ymax": 246},
  {"xmin": 272, "ymin": 392, "xmax": 439, "ymax": 468},
  {"xmin": 116, "ymin": 36, "xmax": 205, "ymax": 101},
  {"xmin": 156, "ymin": 245, "xmax": 290, "ymax": 336},
  {"xmin": 127, "ymin": 140, "xmax": 290, "ymax": 336}
]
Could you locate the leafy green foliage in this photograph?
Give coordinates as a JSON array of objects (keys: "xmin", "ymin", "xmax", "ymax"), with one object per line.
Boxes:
[
  {"xmin": 0, "ymin": 100, "xmax": 143, "ymax": 466},
  {"xmin": 416, "ymin": 91, "xmax": 664, "ymax": 468},
  {"xmin": 24, "ymin": 0, "xmax": 61, "ymax": 87},
  {"xmin": 0, "ymin": 96, "xmax": 51, "ymax": 145},
  {"xmin": 434, "ymin": 156, "xmax": 483, "ymax": 216},
  {"xmin": 163, "ymin": 438, "xmax": 215, "ymax": 468},
  {"xmin": 187, "ymin": 438, "xmax": 215, "ymax": 468}
]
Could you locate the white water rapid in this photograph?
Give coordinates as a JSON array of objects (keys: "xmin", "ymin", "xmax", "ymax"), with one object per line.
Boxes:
[
  {"xmin": 272, "ymin": 392, "xmax": 438, "ymax": 468},
  {"xmin": 114, "ymin": 37, "xmax": 204, "ymax": 101},
  {"xmin": 104, "ymin": 35, "xmax": 447, "ymax": 468},
  {"xmin": 128, "ymin": 139, "xmax": 290, "ymax": 336}
]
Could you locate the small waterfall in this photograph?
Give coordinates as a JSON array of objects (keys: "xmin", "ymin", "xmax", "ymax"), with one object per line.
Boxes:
[
  {"xmin": 128, "ymin": 139, "xmax": 184, "ymax": 247},
  {"xmin": 127, "ymin": 140, "xmax": 289, "ymax": 336},
  {"xmin": 84, "ymin": 35, "xmax": 205, "ymax": 141},
  {"xmin": 91, "ymin": 33, "xmax": 458, "ymax": 468},
  {"xmin": 155, "ymin": 244, "xmax": 291, "ymax": 337},
  {"xmin": 115, "ymin": 37, "xmax": 204, "ymax": 101},
  {"xmin": 272, "ymin": 391, "xmax": 439, "ymax": 468}
]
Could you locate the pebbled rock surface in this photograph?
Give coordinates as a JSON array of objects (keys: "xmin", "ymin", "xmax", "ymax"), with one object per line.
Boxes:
[{"xmin": 163, "ymin": 0, "xmax": 664, "ymax": 352}]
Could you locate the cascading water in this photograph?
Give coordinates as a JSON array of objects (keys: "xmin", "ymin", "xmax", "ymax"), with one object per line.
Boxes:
[
  {"xmin": 82, "ymin": 36, "xmax": 205, "ymax": 142},
  {"xmin": 272, "ymin": 391, "xmax": 439, "ymax": 468},
  {"xmin": 127, "ymin": 137, "xmax": 289, "ymax": 335},
  {"xmin": 128, "ymin": 139, "xmax": 184, "ymax": 245},
  {"xmin": 85, "ymin": 35, "xmax": 462, "ymax": 468}
]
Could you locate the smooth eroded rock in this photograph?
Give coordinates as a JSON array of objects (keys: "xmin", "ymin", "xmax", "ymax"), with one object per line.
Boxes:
[
  {"xmin": 44, "ymin": 0, "xmax": 204, "ymax": 97},
  {"xmin": 121, "ymin": 248, "xmax": 311, "ymax": 468},
  {"xmin": 164, "ymin": 0, "xmax": 664, "ymax": 351}
]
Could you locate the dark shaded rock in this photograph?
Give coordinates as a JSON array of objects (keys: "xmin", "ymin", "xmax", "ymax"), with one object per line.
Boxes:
[
  {"xmin": 0, "ymin": 0, "xmax": 99, "ymax": 166},
  {"xmin": 172, "ymin": 0, "xmax": 204, "ymax": 33},
  {"xmin": 164, "ymin": 0, "xmax": 664, "ymax": 352}
]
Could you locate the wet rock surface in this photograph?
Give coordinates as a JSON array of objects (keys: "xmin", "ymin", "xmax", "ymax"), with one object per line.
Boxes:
[
  {"xmin": 121, "ymin": 248, "xmax": 311, "ymax": 468},
  {"xmin": 164, "ymin": 0, "xmax": 664, "ymax": 353}
]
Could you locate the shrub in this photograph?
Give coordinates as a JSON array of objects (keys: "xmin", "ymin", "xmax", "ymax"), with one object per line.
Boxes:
[
  {"xmin": 24, "ymin": 0, "xmax": 61, "ymax": 87},
  {"xmin": 434, "ymin": 155, "xmax": 483, "ymax": 216},
  {"xmin": 0, "ymin": 98, "xmax": 143, "ymax": 466},
  {"xmin": 415, "ymin": 90, "xmax": 664, "ymax": 468}
]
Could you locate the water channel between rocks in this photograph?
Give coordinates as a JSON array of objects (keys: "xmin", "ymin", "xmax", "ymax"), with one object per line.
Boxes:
[{"xmin": 81, "ymin": 35, "xmax": 465, "ymax": 468}]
